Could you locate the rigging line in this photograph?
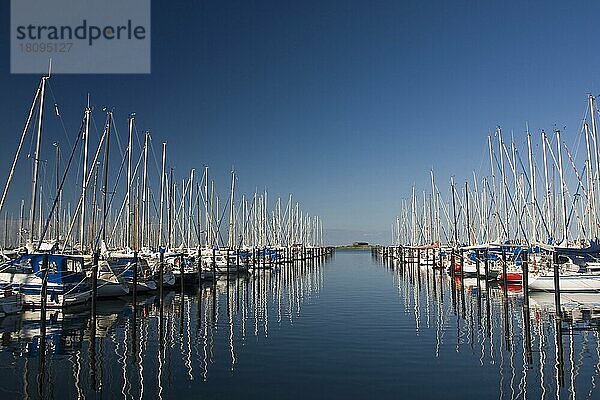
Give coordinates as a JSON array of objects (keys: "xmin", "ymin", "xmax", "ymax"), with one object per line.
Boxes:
[
  {"xmin": 47, "ymin": 80, "xmax": 73, "ymax": 150},
  {"xmin": 107, "ymin": 145, "xmax": 146, "ymax": 241},
  {"xmin": 95, "ymin": 142, "xmax": 129, "ymax": 249},
  {"xmin": 565, "ymin": 177, "xmax": 584, "ymax": 236},
  {"xmin": 237, "ymin": 195, "xmax": 257, "ymax": 248},
  {"xmin": 60, "ymin": 117, "xmax": 108, "ymax": 251},
  {"xmin": 214, "ymin": 194, "xmax": 230, "ymax": 247},
  {"xmin": 514, "ymin": 144, "xmax": 552, "ymax": 241},
  {"xmin": 492, "ymin": 147, "xmax": 529, "ymax": 242},
  {"xmin": 37, "ymin": 118, "xmax": 84, "ymax": 250},
  {"xmin": 26, "ymin": 102, "xmax": 40, "ymax": 160},
  {"xmin": 149, "ymin": 135, "xmax": 163, "ymax": 184},
  {"xmin": 0, "ymin": 81, "xmax": 41, "ymax": 215},
  {"xmin": 110, "ymin": 112, "xmax": 125, "ymax": 159},
  {"xmin": 484, "ymin": 178, "xmax": 508, "ymax": 239}
]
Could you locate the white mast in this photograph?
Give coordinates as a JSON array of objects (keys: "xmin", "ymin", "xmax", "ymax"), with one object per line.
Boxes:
[
  {"xmin": 488, "ymin": 135, "xmax": 499, "ymax": 241},
  {"xmin": 158, "ymin": 142, "xmax": 166, "ymax": 248},
  {"xmin": 79, "ymin": 99, "xmax": 91, "ymax": 252},
  {"xmin": 497, "ymin": 127, "xmax": 509, "ymax": 242},
  {"xmin": 541, "ymin": 130, "xmax": 552, "ymax": 242},
  {"xmin": 141, "ymin": 131, "xmax": 150, "ymax": 249},
  {"xmin": 187, "ymin": 168, "xmax": 195, "ymax": 249},
  {"xmin": 126, "ymin": 114, "xmax": 134, "ymax": 249},
  {"xmin": 584, "ymin": 122, "xmax": 596, "ymax": 240},
  {"xmin": 228, "ymin": 170, "xmax": 235, "ymax": 248},
  {"xmin": 204, "ymin": 167, "xmax": 210, "ymax": 247},
  {"xmin": 29, "ymin": 75, "xmax": 48, "ymax": 246},
  {"xmin": 589, "ymin": 95, "xmax": 600, "ymax": 240},
  {"xmin": 556, "ymin": 129, "xmax": 569, "ymax": 245},
  {"xmin": 527, "ymin": 129, "xmax": 537, "ymax": 244}
]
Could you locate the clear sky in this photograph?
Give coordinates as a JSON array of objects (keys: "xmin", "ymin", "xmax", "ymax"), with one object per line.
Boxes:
[{"xmin": 1, "ymin": 1, "xmax": 600, "ymax": 244}]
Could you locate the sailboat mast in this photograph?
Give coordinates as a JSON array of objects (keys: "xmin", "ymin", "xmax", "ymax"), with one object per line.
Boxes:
[
  {"xmin": 210, "ymin": 180, "xmax": 214, "ymax": 247},
  {"xmin": 158, "ymin": 142, "xmax": 166, "ymax": 248},
  {"xmin": 204, "ymin": 167, "xmax": 210, "ymax": 246},
  {"xmin": 488, "ymin": 135, "xmax": 499, "ymax": 241},
  {"xmin": 498, "ymin": 128, "xmax": 509, "ymax": 242},
  {"xmin": 29, "ymin": 76, "xmax": 48, "ymax": 245},
  {"xmin": 527, "ymin": 130, "xmax": 537, "ymax": 244},
  {"xmin": 101, "ymin": 111, "xmax": 113, "ymax": 247},
  {"xmin": 141, "ymin": 131, "xmax": 149, "ymax": 249},
  {"xmin": 228, "ymin": 170, "xmax": 235, "ymax": 248},
  {"xmin": 187, "ymin": 169, "xmax": 195, "ymax": 249},
  {"xmin": 584, "ymin": 123, "xmax": 596, "ymax": 240},
  {"xmin": 556, "ymin": 129, "xmax": 569, "ymax": 244},
  {"xmin": 80, "ymin": 103, "xmax": 91, "ymax": 252},
  {"xmin": 125, "ymin": 114, "xmax": 134, "ymax": 249},
  {"xmin": 541, "ymin": 130, "xmax": 552, "ymax": 242},
  {"xmin": 465, "ymin": 182, "xmax": 471, "ymax": 246},
  {"xmin": 451, "ymin": 177, "xmax": 458, "ymax": 247}
]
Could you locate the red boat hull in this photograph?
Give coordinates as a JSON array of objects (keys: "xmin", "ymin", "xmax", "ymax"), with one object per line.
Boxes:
[{"xmin": 497, "ymin": 272, "xmax": 522, "ymax": 282}]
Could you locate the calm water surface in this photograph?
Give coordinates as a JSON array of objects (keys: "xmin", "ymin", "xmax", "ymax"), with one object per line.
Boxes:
[{"xmin": 1, "ymin": 250, "xmax": 599, "ymax": 399}]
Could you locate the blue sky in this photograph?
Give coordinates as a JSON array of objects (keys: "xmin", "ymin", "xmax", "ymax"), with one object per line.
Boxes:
[{"xmin": 1, "ymin": 1, "xmax": 600, "ymax": 244}]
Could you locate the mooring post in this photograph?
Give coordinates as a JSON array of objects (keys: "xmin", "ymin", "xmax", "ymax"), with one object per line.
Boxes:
[
  {"xmin": 553, "ymin": 251, "xmax": 561, "ymax": 318},
  {"xmin": 38, "ymin": 254, "xmax": 49, "ymax": 398},
  {"xmin": 502, "ymin": 247, "xmax": 508, "ymax": 296},
  {"xmin": 459, "ymin": 248, "xmax": 465, "ymax": 281},
  {"xmin": 180, "ymin": 253, "xmax": 185, "ymax": 292},
  {"xmin": 159, "ymin": 248, "xmax": 165, "ymax": 303},
  {"xmin": 40, "ymin": 253, "xmax": 49, "ymax": 330},
  {"xmin": 484, "ymin": 248, "xmax": 489, "ymax": 281},
  {"xmin": 212, "ymin": 247, "xmax": 217, "ymax": 280},
  {"xmin": 522, "ymin": 248, "xmax": 532, "ymax": 364},
  {"xmin": 475, "ymin": 250, "xmax": 481, "ymax": 325},
  {"xmin": 459, "ymin": 248, "xmax": 466, "ymax": 317},
  {"xmin": 133, "ymin": 251, "xmax": 138, "ymax": 304},
  {"xmin": 92, "ymin": 251, "xmax": 99, "ymax": 316},
  {"xmin": 522, "ymin": 249, "xmax": 529, "ymax": 307},
  {"xmin": 226, "ymin": 248, "xmax": 230, "ymax": 281}
]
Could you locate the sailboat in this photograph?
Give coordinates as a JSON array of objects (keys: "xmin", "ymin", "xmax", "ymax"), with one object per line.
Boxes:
[
  {"xmin": 528, "ymin": 252, "xmax": 600, "ymax": 292},
  {"xmin": 0, "ymin": 253, "xmax": 90, "ymax": 308},
  {"xmin": 0, "ymin": 72, "xmax": 92, "ymax": 308}
]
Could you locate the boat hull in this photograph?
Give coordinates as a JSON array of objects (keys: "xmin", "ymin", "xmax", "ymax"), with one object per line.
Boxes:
[{"xmin": 529, "ymin": 273, "xmax": 600, "ymax": 292}]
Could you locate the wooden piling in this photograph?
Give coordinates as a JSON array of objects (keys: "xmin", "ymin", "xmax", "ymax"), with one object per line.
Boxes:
[
  {"xmin": 179, "ymin": 253, "xmax": 184, "ymax": 292},
  {"xmin": 133, "ymin": 251, "xmax": 138, "ymax": 304},
  {"xmin": 522, "ymin": 249, "xmax": 529, "ymax": 307},
  {"xmin": 484, "ymin": 248, "xmax": 489, "ymax": 282},
  {"xmin": 159, "ymin": 249, "xmax": 164, "ymax": 300},
  {"xmin": 522, "ymin": 248, "xmax": 532, "ymax": 364},
  {"xmin": 553, "ymin": 251, "xmax": 561, "ymax": 318},
  {"xmin": 502, "ymin": 247, "xmax": 508, "ymax": 297},
  {"xmin": 92, "ymin": 251, "xmax": 99, "ymax": 316},
  {"xmin": 212, "ymin": 247, "xmax": 217, "ymax": 280},
  {"xmin": 226, "ymin": 249, "xmax": 230, "ymax": 281}
]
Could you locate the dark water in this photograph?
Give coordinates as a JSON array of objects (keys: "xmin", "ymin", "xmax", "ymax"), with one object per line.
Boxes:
[{"xmin": 1, "ymin": 251, "xmax": 599, "ymax": 399}]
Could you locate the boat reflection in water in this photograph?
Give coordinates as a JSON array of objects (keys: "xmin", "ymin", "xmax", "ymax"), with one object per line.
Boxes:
[
  {"xmin": 380, "ymin": 251, "xmax": 600, "ymax": 400},
  {"xmin": 0, "ymin": 253, "xmax": 329, "ymax": 399}
]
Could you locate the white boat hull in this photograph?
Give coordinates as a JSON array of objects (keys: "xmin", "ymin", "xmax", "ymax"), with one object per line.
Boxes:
[
  {"xmin": 0, "ymin": 272, "xmax": 91, "ymax": 308},
  {"xmin": 529, "ymin": 273, "xmax": 600, "ymax": 292}
]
